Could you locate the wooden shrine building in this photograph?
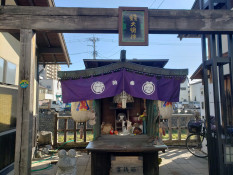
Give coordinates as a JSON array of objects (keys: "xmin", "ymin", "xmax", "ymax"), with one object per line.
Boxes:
[
  {"xmin": 58, "ymin": 50, "xmax": 188, "ymax": 175},
  {"xmin": 1, "ymin": 2, "xmax": 233, "ymax": 174}
]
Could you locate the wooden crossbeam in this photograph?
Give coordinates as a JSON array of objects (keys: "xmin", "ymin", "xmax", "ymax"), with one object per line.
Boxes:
[
  {"xmin": 1, "ymin": 6, "xmax": 233, "ymax": 33},
  {"xmin": 38, "ymin": 47, "xmax": 63, "ymax": 54},
  {"xmin": 205, "ymin": 57, "xmax": 230, "ymax": 67}
]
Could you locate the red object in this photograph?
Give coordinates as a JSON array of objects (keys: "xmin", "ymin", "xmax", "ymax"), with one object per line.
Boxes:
[
  {"xmin": 110, "ymin": 129, "xmax": 114, "ymax": 135},
  {"xmin": 79, "ymin": 101, "xmax": 89, "ymax": 110},
  {"xmin": 117, "ymin": 103, "xmax": 122, "ymax": 108},
  {"xmin": 162, "ymin": 128, "xmax": 166, "ymax": 136}
]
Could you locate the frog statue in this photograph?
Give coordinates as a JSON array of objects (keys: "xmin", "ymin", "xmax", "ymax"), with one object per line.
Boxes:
[{"xmin": 56, "ymin": 149, "xmax": 77, "ymax": 175}]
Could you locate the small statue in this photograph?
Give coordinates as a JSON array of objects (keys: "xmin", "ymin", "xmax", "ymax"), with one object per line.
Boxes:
[
  {"xmin": 126, "ymin": 120, "xmax": 132, "ymax": 133},
  {"xmin": 56, "ymin": 149, "xmax": 77, "ymax": 175},
  {"xmin": 79, "ymin": 126, "xmax": 83, "ymax": 139},
  {"xmin": 101, "ymin": 123, "xmax": 113, "ymax": 135},
  {"xmin": 133, "ymin": 127, "xmax": 142, "ymax": 135}
]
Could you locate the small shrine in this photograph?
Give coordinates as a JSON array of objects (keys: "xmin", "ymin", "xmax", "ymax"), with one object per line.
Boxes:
[{"xmin": 58, "ymin": 50, "xmax": 188, "ymax": 175}]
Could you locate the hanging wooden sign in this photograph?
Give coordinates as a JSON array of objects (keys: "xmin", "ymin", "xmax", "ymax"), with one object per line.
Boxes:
[{"xmin": 119, "ymin": 7, "xmax": 148, "ymax": 46}]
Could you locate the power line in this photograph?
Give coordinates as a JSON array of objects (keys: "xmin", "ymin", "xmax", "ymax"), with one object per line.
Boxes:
[
  {"xmin": 98, "ymin": 52, "xmax": 110, "ymax": 59},
  {"xmin": 107, "ymin": 49, "xmax": 122, "ymax": 58},
  {"xmin": 64, "ymin": 38, "xmax": 200, "ymax": 47},
  {"xmin": 69, "ymin": 52, "xmax": 89, "ymax": 55},
  {"xmin": 157, "ymin": 0, "xmax": 166, "ymax": 9},
  {"xmin": 88, "ymin": 37, "xmax": 99, "ymax": 59},
  {"xmin": 149, "ymin": 0, "xmax": 157, "ymax": 8}
]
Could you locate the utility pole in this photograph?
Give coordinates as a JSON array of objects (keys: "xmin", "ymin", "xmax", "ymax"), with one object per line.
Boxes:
[{"xmin": 88, "ymin": 37, "xmax": 99, "ymax": 59}]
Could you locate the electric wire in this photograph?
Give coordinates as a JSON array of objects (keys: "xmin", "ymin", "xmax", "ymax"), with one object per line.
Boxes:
[
  {"xmin": 65, "ymin": 38, "xmax": 200, "ymax": 46},
  {"xmin": 69, "ymin": 52, "xmax": 89, "ymax": 55},
  {"xmin": 157, "ymin": 0, "xmax": 166, "ymax": 9},
  {"xmin": 149, "ymin": 0, "xmax": 157, "ymax": 8}
]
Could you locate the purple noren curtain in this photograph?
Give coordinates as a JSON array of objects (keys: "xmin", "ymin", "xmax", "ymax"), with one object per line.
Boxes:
[{"xmin": 61, "ymin": 69, "xmax": 184, "ymax": 103}]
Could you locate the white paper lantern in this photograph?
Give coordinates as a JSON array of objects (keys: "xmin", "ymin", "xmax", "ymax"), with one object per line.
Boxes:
[
  {"xmin": 71, "ymin": 101, "xmax": 95, "ymax": 123},
  {"xmin": 158, "ymin": 101, "xmax": 173, "ymax": 119}
]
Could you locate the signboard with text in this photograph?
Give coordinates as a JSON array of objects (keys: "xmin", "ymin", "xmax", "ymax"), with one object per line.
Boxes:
[
  {"xmin": 119, "ymin": 7, "xmax": 148, "ymax": 46},
  {"xmin": 110, "ymin": 156, "xmax": 143, "ymax": 175}
]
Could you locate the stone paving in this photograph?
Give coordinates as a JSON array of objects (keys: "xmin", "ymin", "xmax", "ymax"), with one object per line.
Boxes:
[
  {"xmin": 8, "ymin": 148, "xmax": 209, "ymax": 175},
  {"xmin": 159, "ymin": 148, "xmax": 208, "ymax": 175}
]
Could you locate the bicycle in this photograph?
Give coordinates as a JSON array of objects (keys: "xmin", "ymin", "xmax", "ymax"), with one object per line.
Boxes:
[{"xmin": 186, "ymin": 120, "xmax": 208, "ymax": 158}]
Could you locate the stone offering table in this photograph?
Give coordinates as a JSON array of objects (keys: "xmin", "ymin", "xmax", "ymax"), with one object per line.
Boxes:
[{"xmin": 86, "ymin": 135, "xmax": 167, "ymax": 175}]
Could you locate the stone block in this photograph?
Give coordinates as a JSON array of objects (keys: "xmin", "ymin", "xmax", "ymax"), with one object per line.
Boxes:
[{"xmin": 38, "ymin": 131, "xmax": 53, "ymax": 146}]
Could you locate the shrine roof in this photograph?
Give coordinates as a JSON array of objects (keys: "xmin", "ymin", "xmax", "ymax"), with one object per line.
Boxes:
[
  {"xmin": 83, "ymin": 59, "xmax": 168, "ymax": 69},
  {"xmin": 58, "ymin": 61, "xmax": 188, "ymax": 80}
]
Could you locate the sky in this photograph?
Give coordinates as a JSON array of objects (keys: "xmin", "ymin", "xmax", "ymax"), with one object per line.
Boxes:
[{"xmin": 54, "ymin": 0, "xmax": 201, "ymax": 79}]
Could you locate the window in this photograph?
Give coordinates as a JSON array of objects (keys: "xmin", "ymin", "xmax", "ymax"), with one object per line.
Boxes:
[
  {"xmin": 0, "ymin": 86, "xmax": 17, "ymax": 132},
  {"xmin": 0, "ymin": 57, "xmax": 16, "ymax": 85},
  {"xmin": 0, "ymin": 58, "xmax": 3, "ymax": 82},
  {"xmin": 6, "ymin": 61, "xmax": 16, "ymax": 84}
]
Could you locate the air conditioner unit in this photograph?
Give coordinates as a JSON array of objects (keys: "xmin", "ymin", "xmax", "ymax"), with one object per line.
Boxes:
[{"xmin": 203, "ymin": 0, "xmax": 226, "ymax": 9}]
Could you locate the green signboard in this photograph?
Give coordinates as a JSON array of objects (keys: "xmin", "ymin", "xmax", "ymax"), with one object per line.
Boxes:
[{"xmin": 119, "ymin": 7, "xmax": 148, "ymax": 46}]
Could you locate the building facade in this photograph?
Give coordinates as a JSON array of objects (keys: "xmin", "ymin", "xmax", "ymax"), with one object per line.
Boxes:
[
  {"xmin": 0, "ymin": 32, "xmax": 20, "ymax": 174},
  {"xmin": 39, "ymin": 64, "xmax": 61, "ymax": 80},
  {"xmin": 0, "ymin": 32, "xmax": 19, "ymax": 85},
  {"xmin": 39, "ymin": 79, "xmax": 62, "ymax": 101},
  {"xmin": 39, "ymin": 64, "xmax": 62, "ymax": 102},
  {"xmin": 179, "ymin": 78, "xmax": 190, "ymax": 102}
]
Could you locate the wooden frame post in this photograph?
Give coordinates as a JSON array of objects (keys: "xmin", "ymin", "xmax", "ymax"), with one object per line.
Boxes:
[
  {"xmin": 14, "ymin": 29, "xmax": 36, "ymax": 175},
  {"xmin": 54, "ymin": 113, "xmax": 58, "ymax": 148}
]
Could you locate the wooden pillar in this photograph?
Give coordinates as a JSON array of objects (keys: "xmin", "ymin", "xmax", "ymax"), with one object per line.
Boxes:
[
  {"xmin": 186, "ymin": 115, "xmax": 190, "ymax": 137},
  {"xmin": 177, "ymin": 117, "xmax": 181, "ymax": 141},
  {"xmin": 1, "ymin": 0, "xmax": 6, "ymax": 6},
  {"xmin": 146, "ymin": 100, "xmax": 158, "ymax": 137},
  {"xmin": 64, "ymin": 119, "xmax": 68, "ymax": 142},
  {"xmin": 91, "ymin": 152, "xmax": 111, "ymax": 175},
  {"xmin": 143, "ymin": 152, "xmax": 159, "ymax": 175},
  {"xmin": 54, "ymin": 113, "xmax": 58, "ymax": 148},
  {"xmin": 93, "ymin": 99, "xmax": 101, "ymax": 140},
  {"xmin": 32, "ymin": 49, "xmax": 39, "ymax": 157},
  {"xmin": 14, "ymin": 29, "xmax": 36, "ymax": 175},
  {"xmin": 168, "ymin": 117, "xmax": 172, "ymax": 141},
  {"xmin": 74, "ymin": 121, "xmax": 77, "ymax": 142},
  {"xmin": 84, "ymin": 122, "xmax": 87, "ymax": 142}
]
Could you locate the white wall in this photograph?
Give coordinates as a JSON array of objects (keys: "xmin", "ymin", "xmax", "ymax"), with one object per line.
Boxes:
[
  {"xmin": 207, "ymin": 83, "xmax": 215, "ymax": 116},
  {"xmin": 0, "ymin": 32, "xmax": 20, "ymax": 85},
  {"xmin": 179, "ymin": 78, "xmax": 189, "ymax": 102},
  {"xmin": 200, "ymin": 86, "xmax": 205, "ymax": 118},
  {"xmin": 39, "ymin": 79, "xmax": 62, "ymax": 101},
  {"xmin": 195, "ymin": 81, "xmax": 214, "ymax": 119},
  {"xmin": 190, "ymin": 81, "xmax": 202, "ymax": 102},
  {"xmin": 222, "ymin": 35, "xmax": 228, "ymax": 54}
]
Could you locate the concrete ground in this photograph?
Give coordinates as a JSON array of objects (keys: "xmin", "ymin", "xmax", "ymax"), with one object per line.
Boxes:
[
  {"xmin": 159, "ymin": 148, "xmax": 208, "ymax": 175},
  {"xmin": 8, "ymin": 148, "xmax": 208, "ymax": 175}
]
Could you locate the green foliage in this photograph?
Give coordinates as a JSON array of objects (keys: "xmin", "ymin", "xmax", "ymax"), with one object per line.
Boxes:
[
  {"xmin": 162, "ymin": 129, "xmax": 187, "ymax": 140},
  {"xmin": 158, "ymin": 158, "xmax": 162, "ymax": 165},
  {"xmin": 58, "ymin": 131, "xmax": 93, "ymax": 143}
]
